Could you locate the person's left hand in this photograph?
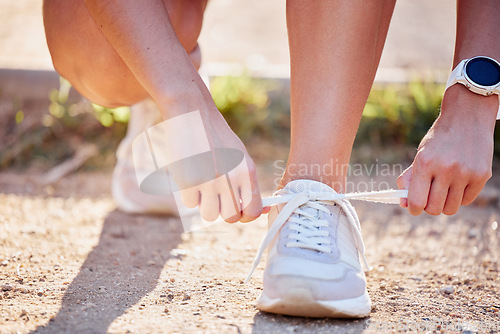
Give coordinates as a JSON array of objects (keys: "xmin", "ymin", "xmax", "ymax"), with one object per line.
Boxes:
[{"xmin": 397, "ymin": 84, "xmax": 498, "ymax": 216}]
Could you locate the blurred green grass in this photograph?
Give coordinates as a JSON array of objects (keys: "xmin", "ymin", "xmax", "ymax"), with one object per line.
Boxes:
[
  {"xmin": 2, "ymin": 75, "xmax": 499, "ymax": 171},
  {"xmin": 211, "ymin": 76, "xmax": 445, "ymax": 147},
  {"xmin": 357, "ymin": 81, "xmax": 443, "ymax": 147}
]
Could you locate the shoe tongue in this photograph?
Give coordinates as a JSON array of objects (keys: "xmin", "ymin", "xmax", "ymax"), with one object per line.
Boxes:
[
  {"xmin": 283, "ymin": 179, "xmax": 336, "ymax": 195},
  {"xmin": 283, "ymin": 180, "xmax": 337, "ymax": 218}
]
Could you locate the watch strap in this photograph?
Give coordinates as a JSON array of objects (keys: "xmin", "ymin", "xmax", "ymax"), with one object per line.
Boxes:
[
  {"xmin": 446, "ymin": 59, "xmax": 500, "ymax": 120},
  {"xmin": 445, "ymin": 60, "xmax": 466, "ymax": 90}
]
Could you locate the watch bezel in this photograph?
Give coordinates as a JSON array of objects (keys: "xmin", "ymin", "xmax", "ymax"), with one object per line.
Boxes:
[{"xmin": 463, "ymin": 56, "xmax": 500, "ymax": 90}]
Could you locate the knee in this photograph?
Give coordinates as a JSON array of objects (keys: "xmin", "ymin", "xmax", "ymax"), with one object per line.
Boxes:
[{"xmin": 165, "ymin": 0, "xmax": 207, "ymax": 53}]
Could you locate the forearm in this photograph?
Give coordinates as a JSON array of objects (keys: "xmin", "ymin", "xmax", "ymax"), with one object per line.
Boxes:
[
  {"xmin": 454, "ymin": 0, "xmax": 500, "ymax": 64},
  {"xmin": 440, "ymin": 0, "xmax": 499, "ymax": 126},
  {"xmin": 83, "ymin": 0, "xmax": 209, "ymax": 116}
]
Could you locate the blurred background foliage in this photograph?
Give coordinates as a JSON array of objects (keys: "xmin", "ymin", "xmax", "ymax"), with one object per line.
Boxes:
[
  {"xmin": 0, "ymin": 78, "xmax": 128, "ymax": 170},
  {"xmin": 210, "ymin": 75, "xmax": 446, "ymax": 148},
  {"xmin": 357, "ymin": 81, "xmax": 443, "ymax": 147},
  {"xmin": 2, "ymin": 75, "xmax": 500, "ymax": 171},
  {"xmin": 210, "ymin": 74, "xmax": 291, "ymax": 141}
]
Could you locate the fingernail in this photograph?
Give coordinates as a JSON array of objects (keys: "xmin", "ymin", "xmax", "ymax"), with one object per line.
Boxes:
[{"xmin": 400, "ymin": 198, "xmax": 407, "ymax": 208}]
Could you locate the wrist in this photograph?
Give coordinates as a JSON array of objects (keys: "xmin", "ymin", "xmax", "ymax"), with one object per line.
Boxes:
[
  {"xmin": 154, "ymin": 76, "xmax": 215, "ymax": 119},
  {"xmin": 440, "ymin": 84, "xmax": 498, "ymax": 129}
]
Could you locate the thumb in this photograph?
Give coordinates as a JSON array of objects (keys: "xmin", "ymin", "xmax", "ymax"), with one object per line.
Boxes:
[{"xmin": 397, "ymin": 165, "xmax": 412, "ymax": 208}]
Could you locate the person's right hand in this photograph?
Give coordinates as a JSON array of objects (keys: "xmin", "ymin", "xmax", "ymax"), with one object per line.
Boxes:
[{"xmin": 169, "ymin": 106, "xmax": 263, "ymax": 223}]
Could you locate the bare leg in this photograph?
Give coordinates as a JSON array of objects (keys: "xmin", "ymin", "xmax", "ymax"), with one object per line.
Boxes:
[
  {"xmin": 112, "ymin": 43, "xmax": 202, "ymax": 215},
  {"xmin": 43, "ymin": 0, "xmax": 263, "ymax": 222},
  {"xmin": 44, "ymin": 0, "xmax": 206, "ymax": 214},
  {"xmin": 43, "ymin": 0, "xmax": 206, "ymax": 108},
  {"xmin": 283, "ymin": 0, "xmax": 396, "ymax": 192}
]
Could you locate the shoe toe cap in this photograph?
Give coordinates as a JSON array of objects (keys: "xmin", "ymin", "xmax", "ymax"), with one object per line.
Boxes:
[{"xmin": 263, "ymin": 265, "xmax": 366, "ymax": 301}]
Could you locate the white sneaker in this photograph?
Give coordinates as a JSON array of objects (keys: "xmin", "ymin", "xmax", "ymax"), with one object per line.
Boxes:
[
  {"xmin": 248, "ymin": 179, "xmax": 372, "ymax": 318},
  {"xmin": 112, "ymin": 99, "xmax": 178, "ymax": 215},
  {"xmin": 113, "ymin": 66, "xmax": 211, "ymax": 215}
]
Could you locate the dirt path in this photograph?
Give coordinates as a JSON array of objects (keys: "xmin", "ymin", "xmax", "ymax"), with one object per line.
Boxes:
[{"xmin": 0, "ymin": 171, "xmax": 499, "ymax": 333}]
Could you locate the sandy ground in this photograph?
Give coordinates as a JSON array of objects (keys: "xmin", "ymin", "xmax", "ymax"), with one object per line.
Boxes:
[{"xmin": 0, "ymin": 169, "xmax": 498, "ymax": 334}]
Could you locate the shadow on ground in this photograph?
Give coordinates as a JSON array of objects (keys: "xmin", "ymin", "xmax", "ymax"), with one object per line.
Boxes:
[
  {"xmin": 33, "ymin": 210, "xmax": 183, "ymax": 333},
  {"xmin": 252, "ymin": 311, "xmax": 370, "ymax": 333}
]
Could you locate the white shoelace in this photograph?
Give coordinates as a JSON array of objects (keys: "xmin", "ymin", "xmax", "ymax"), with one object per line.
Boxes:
[{"xmin": 245, "ymin": 189, "xmax": 408, "ymax": 282}]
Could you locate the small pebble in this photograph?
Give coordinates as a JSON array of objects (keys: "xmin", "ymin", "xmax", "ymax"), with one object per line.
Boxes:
[
  {"xmin": 2, "ymin": 284, "xmax": 13, "ymax": 291},
  {"xmin": 439, "ymin": 286, "xmax": 454, "ymax": 294},
  {"xmin": 170, "ymin": 249, "xmax": 188, "ymax": 257},
  {"xmin": 467, "ymin": 228, "xmax": 478, "ymax": 239},
  {"xmin": 18, "ymin": 287, "xmax": 29, "ymax": 294},
  {"xmin": 1, "ymin": 260, "xmax": 8, "ymax": 266}
]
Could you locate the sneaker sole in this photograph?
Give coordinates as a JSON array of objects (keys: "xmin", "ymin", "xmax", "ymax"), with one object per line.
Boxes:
[
  {"xmin": 111, "ymin": 165, "xmax": 179, "ymax": 216},
  {"xmin": 256, "ymin": 288, "xmax": 371, "ymax": 318}
]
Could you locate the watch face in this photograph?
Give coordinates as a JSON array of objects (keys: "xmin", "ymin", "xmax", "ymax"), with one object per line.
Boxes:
[{"xmin": 465, "ymin": 57, "xmax": 500, "ymax": 87}]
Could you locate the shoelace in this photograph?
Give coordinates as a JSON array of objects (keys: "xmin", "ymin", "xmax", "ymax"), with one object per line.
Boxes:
[{"xmin": 245, "ymin": 189, "xmax": 408, "ymax": 282}]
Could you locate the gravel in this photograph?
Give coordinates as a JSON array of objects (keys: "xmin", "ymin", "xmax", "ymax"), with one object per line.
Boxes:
[{"xmin": 0, "ymin": 171, "xmax": 498, "ymax": 333}]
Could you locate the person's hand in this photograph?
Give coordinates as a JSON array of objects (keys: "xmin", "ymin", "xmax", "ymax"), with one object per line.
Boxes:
[
  {"xmin": 165, "ymin": 104, "xmax": 264, "ymax": 224},
  {"xmin": 397, "ymin": 85, "xmax": 497, "ymax": 215}
]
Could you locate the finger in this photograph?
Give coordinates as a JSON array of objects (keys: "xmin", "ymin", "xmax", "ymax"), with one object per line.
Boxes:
[
  {"xmin": 238, "ymin": 162, "xmax": 263, "ymax": 223},
  {"xmin": 198, "ymin": 182, "xmax": 220, "ymax": 222},
  {"xmin": 462, "ymin": 181, "xmax": 487, "ymax": 206},
  {"xmin": 424, "ymin": 178, "xmax": 449, "ymax": 215},
  {"xmin": 407, "ymin": 165, "xmax": 432, "ymax": 216},
  {"xmin": 219, "ymin": 177, "xmax": 242, "ymax": 223},
  {"xmin": 262, "ymin": 206, "xmax": 271, "ymax": 214},
  {"xmin": 397, "ymin": 165, "xmax": 412, "ymax": 208},
  {"xmin": 240, "ymin": 183, "xmax": 263, "ymax": 223},
  {"xmin": 180, "ymin": 186, "xmax": 200, "ymax": 209},
  {"xmin": 442, "ymin": 185, "xmax": 465, "ymax": 215},
  {"xmin": 226, "ymin": 156, "xmax": 262, "ymax": 223}
]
